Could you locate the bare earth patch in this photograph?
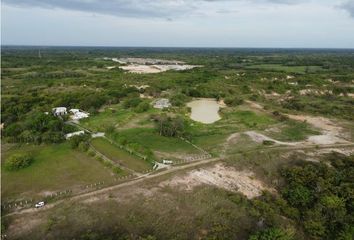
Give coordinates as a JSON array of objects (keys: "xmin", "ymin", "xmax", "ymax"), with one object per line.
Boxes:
[
  {"xmin": 159, "ymin": 164, "xmax": 273, "ymax": 199},
  {"xmin": 286, "ymin": 114, "xmax": 350, "ymax": 144},
  {"xmin": 245, "ymin": 131, "xmax": 300, "ymax": 146}
]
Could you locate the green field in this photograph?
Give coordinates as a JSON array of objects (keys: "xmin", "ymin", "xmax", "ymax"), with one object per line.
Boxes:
[
  {"xmin": 81, "ymin": 105, "xmax": 136, "ymax": 131},
  {"xmin": 265, "ymin": 120, "xmax": 320, "ymax": 142},
  {"xmin": 91, "ymin": 138, "xmax": 152, "ymax": 172},
  {"xmin": 1, "ymin": 143, "xmax": 114, "ymax": 200},
  {"xmin": 115, "ymin": 128, "xmax": 200, "ymax": 154}
]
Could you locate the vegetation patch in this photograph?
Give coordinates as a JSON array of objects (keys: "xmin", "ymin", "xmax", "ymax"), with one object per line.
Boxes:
[
  {"xmin": 266, "ymin": 121, "xmax": 320, "ymax": 142},
  {"xmin": 1, "ymin": 143, "xmax": 114, "ymax": 200},
  {"xmin": 91, "ymin": 138, "xmax": 152, "ymax": 172},
  {"xmin": 4, "ymin": 153, "xmax": 34, "ymax": 171}
]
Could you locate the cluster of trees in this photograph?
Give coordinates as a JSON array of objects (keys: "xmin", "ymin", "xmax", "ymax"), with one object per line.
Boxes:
[
  {"xmin": 2, "ymin": 112, "xmax": 67, "ymax": 144},
  {"xmin": 282, "ymin": 96, "xmax": 353, "ymax": 120},
  {"xmin": 122, "ymin": 97, "xmax": 150, "ymax": 113},
  {"xmin": 1, "ymin": 84, "xmax": 145, "ymax": 145},
  {"xmin": 169, "ymin": 93, "xmax": 188, "ymax": 107},
  {"xmin": 249, "ymin": 153, "xmax": 353, "ymax": 240},
  {"xmin": 152, "ymin": 114, "xmax": 186, "ymax": 137},
  {"xmin": 5, "ymin": 153, "xmax": 34, "ymax": 171},
  {"xmin": 280, "ymin": 153, "xmax": 353, "ymax": 239},
  {"xmin": 69, "ymin": 134, "xmax": 90, "ymax": 152}
]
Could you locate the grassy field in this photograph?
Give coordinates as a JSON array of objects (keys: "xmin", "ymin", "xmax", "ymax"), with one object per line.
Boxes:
[
  {"xmin": 116, "ymin": 128, "xmax": 200, "ymax": 154},
  {"xmin": 81, "ymin": 104, "xmax": 158, "ymax": 132},
  {"xmin": 265, "ymin": 120, "xmax": 320, "ymax": 142},
  {"xmin": 91, "ymin": 138, "xmax": 152, "ymax": 172},
  {"xmin": 1, "ymin": 143, "xmax": 114, "ymax": 201},
  {"xmin": 221, "ymin": 110, "xmax": 276, "ymax": 128},
  {"xmin": 81, "ymin": 105, "xmax": 136, "ymax": 132}
]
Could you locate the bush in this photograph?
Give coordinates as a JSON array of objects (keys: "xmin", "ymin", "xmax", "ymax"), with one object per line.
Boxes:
[
  {"xmin": 5, "ymin": 153, "xmax": 34, "ymax": 171},
  {"xmin": 263, "ymin": 140, "xmax": 275, "ymax": 145},
  {"xmin": 69, "ymin": 134, "xmax": 90, "ymax": 149},
  {"xmin": 134, "ymin": 101, "xmax": 150, "ymax": 113},
  {"xmin": 249, "ymin": 227, "xmax": 294, "ymax": 240},
  {"xmin": 224, "ymin": 96, "xmax": 244, "ymax": 106},
  {"xmin": 122, "ymin": 98, "xmax": 142, "ymax": 109}
]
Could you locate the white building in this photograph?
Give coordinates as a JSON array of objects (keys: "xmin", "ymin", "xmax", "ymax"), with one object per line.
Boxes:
[
  {"xmin": 162, "ymin": 159, "xmax": 173, "ymax": 164},
  {"xmin": 69, "ymin": 109, "xmax": 89, "ymax": 120},
  {"xmin": 52, "ymin": 107, "xmax": 67, "ymax": 116},
  {"xmin": 65, "ymin": 131, "xmax": 85, "ymax": 139},
  {"xmin": 153, "ymin": 98, "xmax": 171, "ymax": 109}
]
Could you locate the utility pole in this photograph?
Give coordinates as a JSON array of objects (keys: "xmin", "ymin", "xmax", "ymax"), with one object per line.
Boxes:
[{"xmin": 38, "ymin": 49, "xmax": 42, "ymax": 59}]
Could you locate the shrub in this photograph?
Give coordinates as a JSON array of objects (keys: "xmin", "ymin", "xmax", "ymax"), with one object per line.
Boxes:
[
  {"xmin": 5, "ymin": 153, "xmax": 34, "ymax": 171},
  {"xmin": 263, "ymin": 140, "xmax": 275, "ymax": 145},
  {"xmin": 249, "ymin": 227, "xmax": 294, "ymax": 240},
  {"xmin": 122, "ymin": 97, "xmax": 142, "ymax": 109},
  {"xmin": 69, "ymin": 134, "xmax": 90, "ymax": 149},
  {"xmin": 224, "ymin": 96, "xmax": 244, "ymax": 106},
  {"xmin": 134, "ymin": 101, "xmax": 150, "ymax": 113}
]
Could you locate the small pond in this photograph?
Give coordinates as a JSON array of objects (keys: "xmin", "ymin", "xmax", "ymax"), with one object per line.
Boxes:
[{"xmin": 187, "ymin": 99, "xmax": 223, "ymax": 124}]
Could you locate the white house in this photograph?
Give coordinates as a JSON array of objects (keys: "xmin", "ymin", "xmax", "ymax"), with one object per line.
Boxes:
[
  {"xmin": 65, "ymin": 130, "xmax": 85, "ymax": 139},
  {"xmin": 52, "ymin": 107, "xmax": 67, "ymax": 116},
  {"xmin": 153, "ymin": 98, "xmax": 171, "ymax": 109},
  {"xmin": 69, "ymin": 109, "xmax": 89, "ymax": 120}
]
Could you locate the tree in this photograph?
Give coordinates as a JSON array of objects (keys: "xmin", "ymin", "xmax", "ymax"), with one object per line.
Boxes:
[
  {"xmin": 282, "ymin": 184, "xmax": 312, "ymax": 207},
  {"xmin": 153, "ymin": 114, "xmax": 185, "ymax": 137}
]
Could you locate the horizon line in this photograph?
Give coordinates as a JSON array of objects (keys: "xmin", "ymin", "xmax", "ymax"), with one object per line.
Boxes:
[{"xmin": 2, "ymin": 44, "xmax": 354, "ymax": 50}]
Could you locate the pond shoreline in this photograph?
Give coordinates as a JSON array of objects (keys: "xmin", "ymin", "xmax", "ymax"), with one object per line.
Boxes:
[{"xmin": 187, "ymin": 98, "xmax": 224, "ymax": 124}]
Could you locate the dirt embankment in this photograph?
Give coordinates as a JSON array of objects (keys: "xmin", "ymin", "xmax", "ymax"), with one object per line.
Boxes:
[{"xmin": 159, "ymin": 164, "xmax": 274, "ymax": 199}]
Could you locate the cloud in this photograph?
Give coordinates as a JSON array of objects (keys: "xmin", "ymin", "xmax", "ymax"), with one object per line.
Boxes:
[
  {"xmin": 2, "ymin": 0, "xmax": 307, "ymax": 18},
  {"xmin": 341, "ymin": 0, "xmax": 354, "ymax": 17},
  {"xmin": 2, "ymin": 0, "xmax": 197, "ymax": 18}
]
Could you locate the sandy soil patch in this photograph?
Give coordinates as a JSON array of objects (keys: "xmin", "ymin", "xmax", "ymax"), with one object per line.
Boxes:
[
  {"xmin": 106, "ymin": 66, "xmax": 116, "ymax": 70},
  {"xmin": 159, "ymin": 164, "xmax": 273, "ymax": 199},
  {"xmin": 245, "ymin": 131, "xmax": 300, "ymax": 146},
  {"xmin": 245, "ymin": 100, "xmax": 264, "ymax": 111},
  {"xmin": 307, "ymin": 148, "xmax": 354, "ymax": 157},
  {"xmin": 286, "ymin": 114, "xmax": 350, "ymax": 144},
  {"xmin": 287, "ymin": 114, "xmax": 341, "ymax": 133},
  {"xmin": 120, "ymin": 64, "xmax": 200, "ymax": 74}
]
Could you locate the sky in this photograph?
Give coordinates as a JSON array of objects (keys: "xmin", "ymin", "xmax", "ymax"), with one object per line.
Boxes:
[{"xmin": 1, "ymin": 0, "xmax": 354, "ymax": 48}]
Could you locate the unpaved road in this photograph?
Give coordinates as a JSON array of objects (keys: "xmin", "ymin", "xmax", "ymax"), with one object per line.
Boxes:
[{"xmin": 4, "ymin": 142, "xmax": 354, "ymax": 218}]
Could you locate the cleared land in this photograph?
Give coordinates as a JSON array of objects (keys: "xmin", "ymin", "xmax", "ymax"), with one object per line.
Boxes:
[{"xmin": 1, "ymin": 143, "xmax": 115, "ymax": 201}]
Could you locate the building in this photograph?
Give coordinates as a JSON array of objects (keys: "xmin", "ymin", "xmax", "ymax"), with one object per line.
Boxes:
[
  {"xmin": 69, "ymin": 109, "xmax": 89, "ymax": 120},
  {"xmin": 162, "ymin": 159, "xmax": 173, "ymax": 164},
  {"xmin": 52, "ymin": 107, "xmax": 67, "ymax": 116},
  {"xmin": 153, "ymin": 98, "xmax": 171, "ymax": 109},
  {"xmin": 65, "ymin": 131, "xmax": 85, "ymax": 139}
]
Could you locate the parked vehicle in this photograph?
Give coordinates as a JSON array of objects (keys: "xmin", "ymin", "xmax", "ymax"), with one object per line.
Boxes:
[{"xmin": 35, "ymin": 201, "xmax": 45, "ymax": 208}]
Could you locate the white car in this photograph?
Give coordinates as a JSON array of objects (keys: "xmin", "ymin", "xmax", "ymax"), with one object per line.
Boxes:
[{"xmin": 35, "ymin": 201, "xmax": 45, "ymax": 208}]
